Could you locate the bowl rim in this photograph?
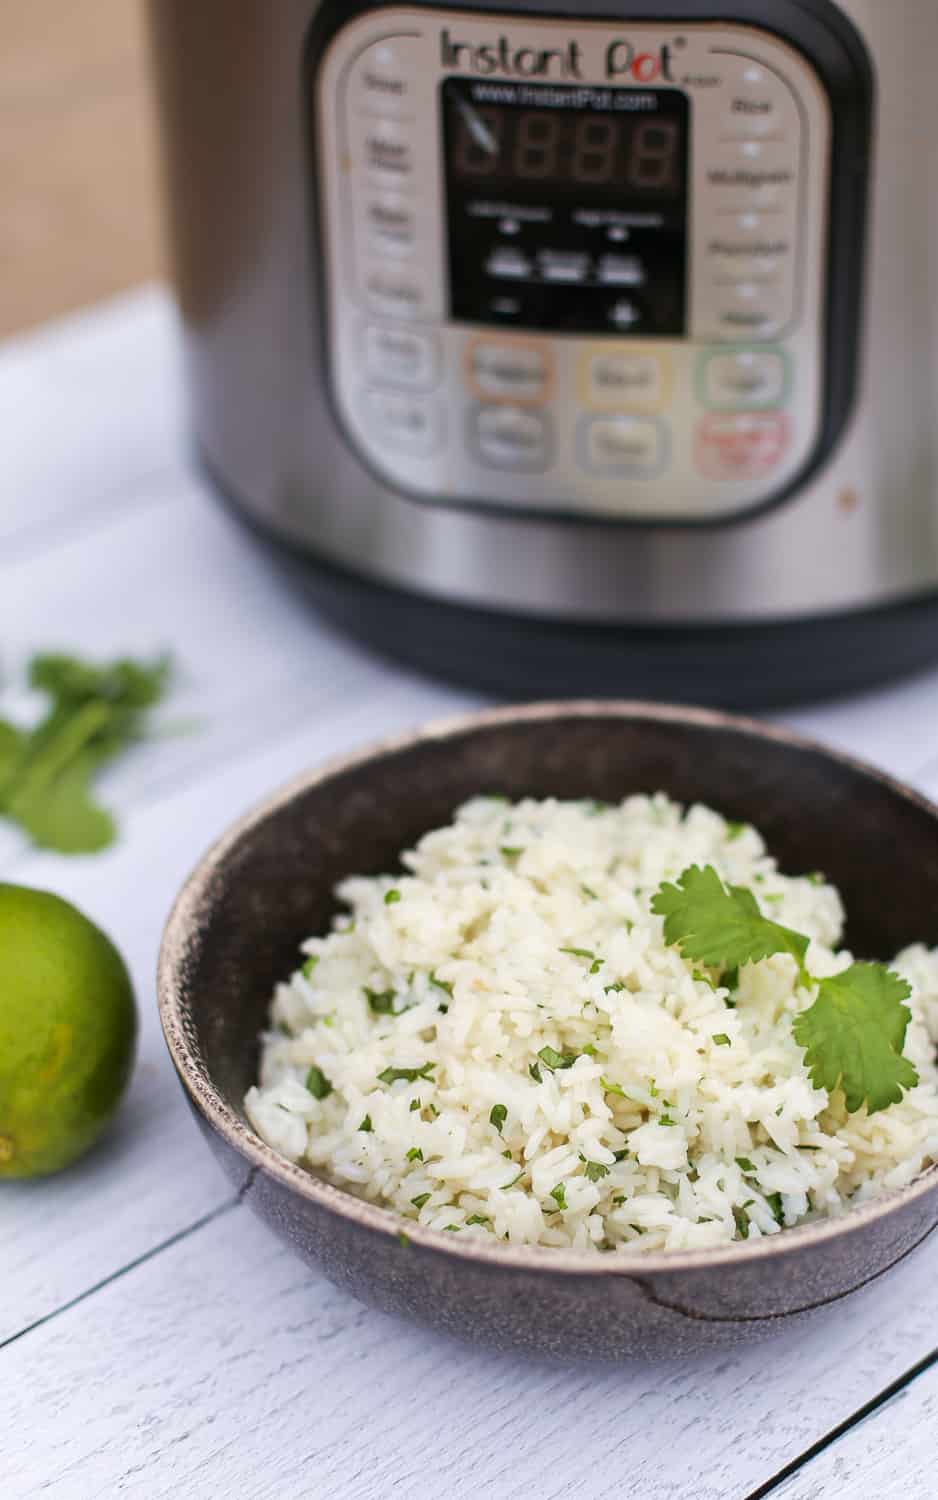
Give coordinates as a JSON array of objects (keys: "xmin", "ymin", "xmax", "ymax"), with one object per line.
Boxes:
[{"xmin": 158, "ymin": 698, "xmax": 938, "ymax": 1277}]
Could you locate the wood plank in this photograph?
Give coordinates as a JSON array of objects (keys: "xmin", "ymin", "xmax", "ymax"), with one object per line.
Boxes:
[
  {"xmin": 0, "ymin": 670, "xmax": 474, "ymax": 1344},
  {"xmin": 782, "ymin": 673, "xmax": 938, "ymax": 788},
  {"xmin": 771, "ymin": 1360, "xmax": 938, "ymax": 1499},
  {"xmin": 0, "ymin": 287, "xmax": 183, "ymax": 548},
  {"xmin": 5, "ymin": 1203, "xmax": 938, "ymax": 1499},
  {"xmin": 0, "ymin": 0, "xmax": 165, "ymax": 336}
]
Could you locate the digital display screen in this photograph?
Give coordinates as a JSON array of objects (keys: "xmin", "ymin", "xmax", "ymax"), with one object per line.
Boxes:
[
  {"xmin": 450, "ymin": 105, "xmax": 684, "ymax": 197},
  {"xmin": 442, "ymin": 79, "xmax": 689, "ymax": 336}
]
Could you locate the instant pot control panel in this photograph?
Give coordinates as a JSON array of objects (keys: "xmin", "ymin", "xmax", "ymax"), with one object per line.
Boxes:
[{"xmin": 313, "ymin": 7, "xmax": 857, "ymax": 524}]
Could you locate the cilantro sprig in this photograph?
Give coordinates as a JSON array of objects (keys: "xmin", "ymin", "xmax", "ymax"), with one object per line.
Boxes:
[
  {"xmin": 653, "ymin": 864, "xmax": 810, "ymax": 984},
  {"xmin": 0, "ymin": 652, "xmax": 171, "ymax": 853},
  {"xmin": 651, "ymin": 865, "xmax": 919, "ymax": 1116}
]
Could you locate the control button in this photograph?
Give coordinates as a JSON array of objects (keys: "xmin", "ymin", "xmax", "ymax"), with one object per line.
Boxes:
[
  {"xmin": 721, "ymin": 105, "xmax": 779, "ymax": 140},
  {"xmin": 486, "ymin": 247, "xmax": 532, "ymax": 280},
  {"xmin": 581, "ymin": 348, "xmax": 668, "ymax": 411},
  {"xmin": 699, "ymin": 348, "xmax": 790, "ymax": 409},
  {"xmin": 351, "ymin": 40, "xmax": 416, "ymax": 118},
  {"xmin": 364, "ymin": 325, "xmax": 438, "ymax": 390},
  {"xmin": 580, "ymin": 415, "xmax": 668, "ymax": 478},
  {"xmin": 707, "ymin": 232, "xmax": 791, "ymax": 277},
  {"xmin": 473, "ymin": 405, "xmax": 551, "ymax": 470},
  {"xmin": 363, "ymin": 267, "xmax": 427, "ymax": 319},
  {"xmin": 539, "ymin": 250, "xmax": 590, "ymax": 284},
  {"xmin": 705, "ymin": 161, "xmax": 797, "ymax": 213},
  {"xmin": 365, "ymin": 390, "xmax": 441, "ymax": 455},
  {"xmin": 598, "ymin": 254, "xmax": 646, "ymax": 288},
  {"xmin": 713, "ymin": 281, "xmax": 789, "ymax": 338},
  {"xmin": 366, "ymin": 196, "xmax": 417, "ymax": 255},
  {"xmin": 608, "ymin": 298, "xmax": 642, "ymax": 331},
  {"xmin": 695, "ymin": 412, "xmax": 790, "ymax": 480},
  {"xmin": 467, "ymin": 337, "xmax": 552, "ymax": 405},
  {"xmin": 362, "ymin": 119, "xmax": 416, "ymax": 183}
]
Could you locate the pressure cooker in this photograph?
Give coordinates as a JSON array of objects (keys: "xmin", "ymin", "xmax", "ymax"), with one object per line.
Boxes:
[{"xmin": 148, "ymin": 0, "xmax": 938, "ymax": 706}]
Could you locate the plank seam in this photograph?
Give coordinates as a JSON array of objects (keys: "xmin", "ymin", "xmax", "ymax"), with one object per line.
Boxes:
[
  {"xmin": 743, "ymin": 1341, "xmax": 938, "ymax": 1498},
  {"xmin": 0, "ymin": 1196, "xmax": 240, "ymax": 1353}
]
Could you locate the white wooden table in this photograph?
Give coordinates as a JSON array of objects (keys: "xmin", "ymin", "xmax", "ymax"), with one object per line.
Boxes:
[{"xmin": 4, "ymin": 289, "xmax": 938, "ymax": 1500}]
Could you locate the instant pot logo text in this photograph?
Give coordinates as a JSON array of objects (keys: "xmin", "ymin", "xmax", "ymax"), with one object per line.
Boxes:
[{"xmin": 440, "ymin": 30, "xmax": 675, "ymax": 84}]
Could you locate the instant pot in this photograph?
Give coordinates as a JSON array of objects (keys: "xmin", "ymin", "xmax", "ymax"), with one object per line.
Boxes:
[{"xmin": 149, "ymin": 1, "xmax": 938, "ymax": 706}]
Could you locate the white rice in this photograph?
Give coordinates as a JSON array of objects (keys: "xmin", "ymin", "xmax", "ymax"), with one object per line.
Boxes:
[{"xmin": 245, "ymin": 795, "xmax": 938, "ymax": 1253}]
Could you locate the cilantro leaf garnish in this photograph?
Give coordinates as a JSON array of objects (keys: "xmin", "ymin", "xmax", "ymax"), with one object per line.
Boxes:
[
  {"xmin": 651, "ymin": 865, "xmax": 809, "ymax": 982},
  {"xmin": 793, "ymin": 963, "xmax": 919, "ymax": 1114},
  {"xmin": 489, "ymin": 1103, "xmax": 507, "ymax": 1134},
  {"xmin": 653, "ymin": 864, "xmax": 920, "ymax": 1116}
]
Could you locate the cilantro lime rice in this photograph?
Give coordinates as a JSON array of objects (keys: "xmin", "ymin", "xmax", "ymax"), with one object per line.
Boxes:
[{"xmin": 245, "ymin": 795, "xmax": 938, "ymax": 1253}]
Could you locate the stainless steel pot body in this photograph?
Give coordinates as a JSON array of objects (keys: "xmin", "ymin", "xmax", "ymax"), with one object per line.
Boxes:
[{"xmin": 149, "ymin": 0, "xmax": 938, "ymax": 628}]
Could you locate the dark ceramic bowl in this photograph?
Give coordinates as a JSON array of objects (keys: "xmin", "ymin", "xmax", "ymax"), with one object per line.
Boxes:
[{"xmin": 158, "ymin": 702, "xmax": 938, "ymax": 1361}]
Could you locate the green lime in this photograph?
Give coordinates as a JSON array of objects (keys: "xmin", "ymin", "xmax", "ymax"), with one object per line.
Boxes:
[{"xmin": 0, "ymin": 883, "xmax": 136, "ymax": 1179}]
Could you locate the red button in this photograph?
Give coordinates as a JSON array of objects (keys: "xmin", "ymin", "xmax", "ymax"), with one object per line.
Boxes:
[{"xmin": 695, "ymin": 412, "xmax": 790, "ymax": 480}]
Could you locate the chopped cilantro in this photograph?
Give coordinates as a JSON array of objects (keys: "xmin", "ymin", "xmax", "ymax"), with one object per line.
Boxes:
[
  {"xmin": 443, "ymin": 1224, "xmax": 461, "ymax": 1232},
  {"xmin": 581, "ymin": 884, "xmax": 599, "ymax": 901},
  {"xmin": 601, "ymin": 1077, "xmax": 627, "ymax": 1098},
  {"xmin": 301, "ymin": 955, "xmax": 319, "ymax": 979},
  {"xmin": 808, "ymin": 872, "xmax": 826, "ymax": 887},
  {"xmin": 305, "ymin": 1066, "xmax": 333, "ymax": 1101},
  {"xmin": 409, "ymin": 1098, "xmax": 421, "ymax": 1112},
  {"xmin": 723, "ymin": 966, "xmax": 740, "ymax": 993},
  {"xmin": 735, "ymin": 1157, "xmax": 756, "ymax": 1174},
  {"xmin": 358, "ymin": 1115, "xmax": 373, "ymax": 1133},
  {"xmin": 589, "ymin": 958, "xmax": 604, "ymax": 975},
  {"xmin": 378, "ymin": 1063, "xmax": 435, "ymax": 1085},
  {"xmin": 732, "ymin": 1206, "xmax": 750, "ymax": 1238},
  {"xmin": 604, "ymin": 981, "xmax": 626, "ymax": 995},
  {"xmin": 713, "ymin": 1033, "xmax": 732, "ymax": 1047},
  {"xmin": 398, "ymin": 1231, "xmax": 410, "ymax": 1248},
  {"xmin": 560, "ymin": 946, "xmax": 595, "ymax": 960},
  {"xmin": 411, "ymin": 1193, "xmax": 431, "ymax": 1209},
  {"xmin": 582, "ymin": 1043, "xmax": 598, "ymax": 1057},
  {"xmin": 538, "ymin": 1045, "xmax": 578, "ymax": 1071},
  {"xmin": 384, "ymin": 888, "xmax": 402, "ymax": 905},
  {"xmin": 581, "ymin": 1159, "xmax": 610, "ymax": 1183},
  {"xmin": 613, "ymin": 1149, "xmax": 630, "ymax": 1162},
  {"xmin": 467, "ymin": 1214, "xmax": 490, "ymax": 1226},
  {"xmin": 726, "ymin": 821, "xmax": 747, "ymax": 841},
  {"xmin": 550, "ymin": 1184, "xmax": 568, "ymax": 1210},
  {"xmin": 500, "ymin": 846, "xmax": 524, "ymax": 859},
  {"xmin": 528, "ymin": 1061, "xmax": 543, "ymax": 1083},
  {"xmin": 406, "ymin": 1147, "xmax": 423, "ymax": 1162},
  {"xmin": 502, "ymin": 1149, "xmax": 513, "ymax": 1159},
  {"xmin": 658, "ymin": 1114, "xmax": 677, "ymax": 1127},
  {"xmin": 489, "ymin": 1103, "xmax": 507, "ymax": 1135},
  {"xmin": 364, "ymin": 987, "xmax": 395, "ymax": 1014},
  {"xmin": 765, "ymin": 1192, "xmax": 785, "ymax": 1226},
  {"xmin": 429, "ymin": 972, "xmax": 454, "ymax": 998}
]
